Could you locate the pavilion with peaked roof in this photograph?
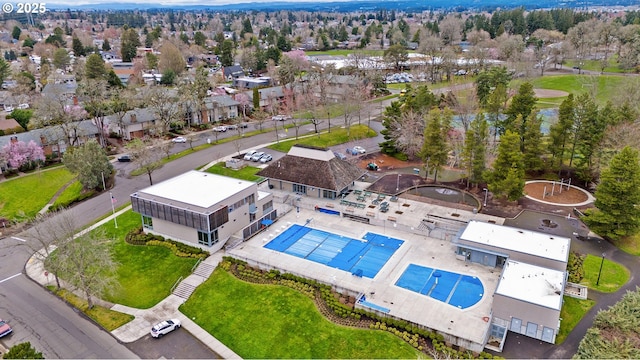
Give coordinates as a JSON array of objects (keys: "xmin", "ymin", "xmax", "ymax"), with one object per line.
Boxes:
[{"xmin": 257, "ymin": 144, "xmax": 365, "ymax": 200}]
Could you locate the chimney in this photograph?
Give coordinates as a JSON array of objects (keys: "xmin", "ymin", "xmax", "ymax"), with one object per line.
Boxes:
[
  {"xmin": 73, "ymin": 95, "xmax": 78, "ymax": 106},
  {"xmin": 10, "ymin": 136, "xmax": 18, "ymax": 144},
  {"xmin": 130, "ymin": 113, "xmax": 137, "ymax": 123}
]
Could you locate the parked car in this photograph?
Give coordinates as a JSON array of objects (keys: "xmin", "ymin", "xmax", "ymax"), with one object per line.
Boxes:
[
  {"xmin": 171, "ymin": 136, "xmax": 187, "ymax": 143},
  {"xmin": 251, "ymin": 151, "xmax": 265, "ymax": 162},
  {"xmin": 150, "ymin": 319, "xmax": 181, "ymax": 338},
  {"xmin": 243, "ymin": 150, "xmax": 257, "ymax": 160},
  {"xmin": 259, "ymin": 154, "xmax": 273, "ymax": 163},
  {"xmin": 117, "ymin": 154, "xmax": 132, "ymax": 162},
  {"xmin": 238, "ymin": 122, "xmax": 249, "ymax": 128},
  {"xmin": 272, "ymin": 114, "xmax": 292, "ymax": 121},
  {"xmin": 352, "ymin": 146, "xmax": 366, "ymax": 154},
  {"xmin": 0, "ymin": 319, "xmax": 12, "ymax": 338},
  {"xmin": 213, "ymin": 126, "xmax": 227, "ymax": 132},
  {"xmin": 226, "ymin": 124, "xmax": 238, "ymax": 131},
  {"xmin": 333, "ymin": 152, "xmax": 347, "ymax": 160}
]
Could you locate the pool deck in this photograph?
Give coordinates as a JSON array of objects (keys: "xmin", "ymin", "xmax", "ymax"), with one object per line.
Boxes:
[{"xmin": 227, "ymin": 189, "xmax": 505, "ymax": 349}]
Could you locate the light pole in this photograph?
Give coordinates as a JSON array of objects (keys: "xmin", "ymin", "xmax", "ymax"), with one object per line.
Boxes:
[
  {"xmin": 396, "ymin": 173, "xmax": 401, "ymax": 192},
  {"xmin": 483, "ymin": 188, "xmax": 488, "ymax": 207},
  {"xmin": 596, "ymin": 253, "xmax": 606, "ymax": 286}
]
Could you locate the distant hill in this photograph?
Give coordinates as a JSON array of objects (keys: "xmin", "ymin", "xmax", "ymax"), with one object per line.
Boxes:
[{"xmin": 47, "ymin": 0, "xmax": 639, "ymax": 12}]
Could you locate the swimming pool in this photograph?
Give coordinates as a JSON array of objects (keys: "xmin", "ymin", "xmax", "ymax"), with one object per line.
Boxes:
[
  {"xmin": 264, "ymin": 224, "xmax": 403, "ymax": 279},
  {"xmin": 395, "ymin": 264, "xmax": 484, "ymax": 309}
]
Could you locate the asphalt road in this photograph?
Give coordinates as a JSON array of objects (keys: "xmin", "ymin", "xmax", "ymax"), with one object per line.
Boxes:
[{"xmin": 0, "ymin": 101, "xmax": 392, "ymax": 359}]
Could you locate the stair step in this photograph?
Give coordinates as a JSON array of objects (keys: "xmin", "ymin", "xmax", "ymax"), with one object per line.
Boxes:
[
  {"xmin": 173, "ymin": 282, "xmax": 196, "ymax": 299},
  {"xmin": 193, "ymin": 262, "xmax": 216, "ymax": 278}
]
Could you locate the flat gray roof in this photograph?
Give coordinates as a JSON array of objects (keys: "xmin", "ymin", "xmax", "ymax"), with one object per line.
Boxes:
[
  {"xmin": 459, "ymin": 221, "xmax": 570, "ymax": 262},
  {"xmin": 495, "ymin": 260, "xmax": 564, "ymax": 310},
  {"xmin": 139, "ymin": 170, "xmax": 255, "ymax": 209}
]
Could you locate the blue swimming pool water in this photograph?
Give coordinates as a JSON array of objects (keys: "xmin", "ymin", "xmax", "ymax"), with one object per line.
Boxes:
[
  {"xmin": 264, "ymin": 225, "xmax": 403, "ymax": 279},
  {"xmin": 395, "ymin": 264, "xmax": 484, "ymax": 309}
]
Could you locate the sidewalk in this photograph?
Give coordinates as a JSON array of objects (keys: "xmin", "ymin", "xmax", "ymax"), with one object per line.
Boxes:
[{"xmin": 24, "ymin": 207, "xmax": 241, "ymax": 359}]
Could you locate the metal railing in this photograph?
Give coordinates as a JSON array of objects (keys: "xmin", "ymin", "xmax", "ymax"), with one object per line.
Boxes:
[
  {"xmin": 191, "ymin": 258, "xmax": 202, "ymax": 273},
  {"xmin": 170, "ymin": 276, "xmax": 183, "ymax": 293}
]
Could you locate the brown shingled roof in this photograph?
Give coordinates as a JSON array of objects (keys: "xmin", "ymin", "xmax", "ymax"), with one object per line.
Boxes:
[{"xmin": 258, "ymin": 154, "xmax": 365, "ymax": 191}]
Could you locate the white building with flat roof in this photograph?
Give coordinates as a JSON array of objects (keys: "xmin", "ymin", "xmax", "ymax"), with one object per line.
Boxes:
[
  {"xmin": 131, "ymin": 170, "xmax": 276, "ymax": 252},
  {"xmin": 452, "ymin": 220, "xmax": 570, "ymax": 350}
]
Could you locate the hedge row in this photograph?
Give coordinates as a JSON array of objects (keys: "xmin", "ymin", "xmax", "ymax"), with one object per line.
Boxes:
[{"xmin": 125, "ymin": 227, "xmax": 209, "ymax": 259}]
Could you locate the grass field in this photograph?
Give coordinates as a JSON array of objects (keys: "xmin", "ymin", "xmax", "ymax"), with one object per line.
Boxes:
[
  {"xmin": 204, "ymin": 162, "xmax": 263, "ymax": 182},
  {"xmin": 580, "ymin": 254, "xmax": 630, "ymax": 293},
  {"xmin": 0, "ymin": 167, "xmax": 76, "ymax": 220},
  {"xmin": 180, "ymin": 269, "xmax": 420, "ymax": 359},
  {"xmin": 52, "ymin": 287, "xmax": 134, "ymax": 331},
  {"xmin": 268, "ymin": 124, "xmax": 377, "ymax": 153},
  {"xmin": 304, "ymin": 49, "xmax": 384, "ymax": 57},
  {"xmin": 556, "ymin": 296, "xmax": 595, "ymax": 344},
  {"xmin": 97, "ymin": 210, "xmax": 199, "ymax": 308},
  {"xmin": 523, "ymin": 75, "xmax": 631, "ymax": 105},
  {"xmin": 615, "ymin": 233, "xmax": 640, "ymax": 256}
]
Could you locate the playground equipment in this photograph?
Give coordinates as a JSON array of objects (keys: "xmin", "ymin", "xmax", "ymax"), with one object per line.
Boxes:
[{"xmin": 542, "ymin": 178, "xmax": 572, "ymax": 199}]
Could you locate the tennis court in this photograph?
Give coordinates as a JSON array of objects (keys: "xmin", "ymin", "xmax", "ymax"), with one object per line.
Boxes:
[{"xmin": 264, "ymin": 224, "xmax": 403, "ymax": 279}]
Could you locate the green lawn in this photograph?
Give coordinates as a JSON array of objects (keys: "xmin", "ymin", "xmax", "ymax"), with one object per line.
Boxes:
[
  {"xmin": 0, "ymin": 167, "xmax": 76, "ymax": 220},
  {"xmin": 616, "ymin": 233, "xmax": 640, "ymax": 256},
  {"xmin": 523, "ymin": 75, "xmax": 632, "ymax": 105},
  {"xmin": 556, "ymin": 296, "xmax": 595, "ymax": 344},
  {"xmin": 180, "ymin": 269, "xmax": 420, "ymax": 359},
  {"xmin": 204, "ymin": 162, "xmax": 263, "ymax": 182},
  {"xmin": 97, "ymin": 210, "xmax": 199, "ymax": 308},
  {"xmin": 52, "ymin": 287, "xmax": 134, "ymax": 331},
  {"xmin": 580, "ymin": 254, "xmax": 630, "ymax": 293},
  {"xmin": 268, "ymin": 125, "xmax": 377, "ymax": 153},
  {"xmin": 563, "ymin": 59, "xmax": 630, "ymax": 74}
]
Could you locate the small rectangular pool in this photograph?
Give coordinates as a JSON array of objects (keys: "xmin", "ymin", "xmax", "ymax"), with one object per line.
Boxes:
[
  {"xmin": 395, "ymin": 264, "xmax": 484, "ymax": 309},
  {"xmin": 264, "ymin": 225, "xmax": 403, "ymax": 279}
]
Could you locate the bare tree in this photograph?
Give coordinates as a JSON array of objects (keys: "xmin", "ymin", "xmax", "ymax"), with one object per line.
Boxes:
[
  {"xmin": 77, "ymin": 78, "xmax": 110, "ymax": 147},
  {"xmin": 27, "ymin": 210, "xmax": 78, "ymax": 290},
  {"xmin": 144, "ymin": 87, "xmax": 184, "ymax": 136},
  {"xmin": 32, "ymin": 88, "xmax": 88, "ymax": 147},
  {"xmin": 127, "ymin": 138, "xmax": 164, "ymax": 185},
  {"xmin": 56, "ymin": 227, "xmax": 118, "ymax": 309},
  {"xmin": 389, "ymin": 110, "xmax": 425, "ymax": 160},
  {"xmin": 159, "ymin": 141, "xmax": 175, "ymax": 159}
]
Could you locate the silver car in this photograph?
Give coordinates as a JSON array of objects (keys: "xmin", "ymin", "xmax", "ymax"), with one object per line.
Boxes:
[{"xmin": 251, "ymin": 152, "xmax": 265, "ymax": 161}]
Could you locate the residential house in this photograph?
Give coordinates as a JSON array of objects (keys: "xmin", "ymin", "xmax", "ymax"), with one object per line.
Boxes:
[
  {"xmin": 232, "ymin": 76, "xmax": 271, "ymax": 90},
  {"xmin": 110, "ymin": 62, "xmax": 136, "ymax": 85},
  {"xmin": 130, "ymin": 170, "xmax": 276, "ymax": 252},
  {"xmin": 242, "ymin": 86, "xmax": 285, "ymax": 112},
  {"xmin": 106, "ymin": 107, "xmax": 157, "ymax": 140},
  {"xmin": 258, "ymin": 145, "xmax": 365, "ymax": 200},
  {"xmin": 222, "ymin": 65, "xmax": 245, "ymax": 82},
  {"xmin": 201, "ymin": 95, "xmax": 240, "ymax": 124}
]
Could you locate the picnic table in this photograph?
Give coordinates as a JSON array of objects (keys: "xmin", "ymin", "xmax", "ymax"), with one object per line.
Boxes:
[
  {"xmin": 357, "ymin": 195, "xmax": 366, "ymax": 202},
  {"xmin": 354, "ymin": 190, "xmax": 362, "ymax": 195},
  {"xmin": 364, "ymin": 191, "xmax": 372, "ymax": 197}
]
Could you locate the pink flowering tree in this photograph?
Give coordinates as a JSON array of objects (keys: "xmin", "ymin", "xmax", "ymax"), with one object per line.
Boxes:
[{"xmin": 0, "ymin": 140, "xmax": 46, "ymax": 171}]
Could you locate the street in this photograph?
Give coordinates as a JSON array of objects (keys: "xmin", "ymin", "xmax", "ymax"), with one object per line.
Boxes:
[{"xmin": 0, "ymin": 100, "xmax": 392, "ymax": 358}]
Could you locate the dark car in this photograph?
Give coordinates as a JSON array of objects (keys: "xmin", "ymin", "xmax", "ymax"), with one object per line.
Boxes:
[{"xmin": 117, "ymin": 154, "xmax": 132, "ymax": 162}]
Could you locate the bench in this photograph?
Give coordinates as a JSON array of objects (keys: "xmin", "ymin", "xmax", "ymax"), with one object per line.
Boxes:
[
  {"xmin": 364, "ymin": 191, "xmax": 372, "ymax": 197},
  {"xmin": 366, "ymin": 212, "xmax": 375, "ymax": 217},
  {"xmin": 357, "ymin": 203, "xmax": 366, "ymax": 209},
  {"xmin": 344, "ymin": 208, "xmax": 354, "ymax": 213},
  {"xmin": 354, "ymin": 190, "xmax": 362, "ymax": 195},
  {"xmin": 325, "ymin": 203, "xmax": 334, "ymax": 208},
  {"xmin": 387, "ymin": 216, "xmax": 397, "ymax": 222},
  {"xmin": 357, "ymin": 195, "xmax": 366, "ymax": 202}
]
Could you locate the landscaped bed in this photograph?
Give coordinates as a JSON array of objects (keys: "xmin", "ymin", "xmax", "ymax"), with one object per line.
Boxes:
[{"xmin": 180, "ymin": 258, "xmax": 498, "ymax": 359}]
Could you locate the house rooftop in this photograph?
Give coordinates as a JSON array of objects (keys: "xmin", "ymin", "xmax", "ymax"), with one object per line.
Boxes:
[
  {"xmin": 495, "ymin": 260, "xmax": 564, "ymax": 310},
  {"xmin": 458, "ymin": 221, "xmax": 570, "ymax": 262},
  {"xmin": 135, "ymin": 170, "xmax": 255, "ymax": 211}
]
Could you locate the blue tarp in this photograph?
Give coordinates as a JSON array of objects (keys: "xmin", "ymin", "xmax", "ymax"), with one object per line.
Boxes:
[{"xmin": 261, "ymin": 219, "xmax": 274, "ymax": 226}]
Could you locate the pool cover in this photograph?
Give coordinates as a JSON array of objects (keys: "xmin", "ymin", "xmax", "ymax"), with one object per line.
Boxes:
[
  {"xmin": 264, "ymin": 225, "xmax": 403, "ymax": 279},
  {"xmin": 395, "ymin": 263, "xmax": 484, "ymax": 309}
]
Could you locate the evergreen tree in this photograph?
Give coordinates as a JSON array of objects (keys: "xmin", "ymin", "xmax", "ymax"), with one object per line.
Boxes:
[
  {"xmin": 72, "ymin": 37, "xmax": 86, "ymax": 57},
  {"xmin": 85, "ymin": 53, "xmax": 106, "ymax": 79},
  {"xmin": 0, "ymin": 58, "xmax": 10, "ymax": 85},
  {"xmin": 572, "ymin": 94, "xmax": 606, "ymax": 184},
  {"xmin": 420, "ymin": 108, "xmax": 452, "ymax": 183},
  {"xmin": 102, "ymin": 38, "xmax": 111, "ymax": 51},
  {"xmin": 3, "ymin": 342, "xmax": 44, "ymax": 359},
  {"xmin": 106, "ymin": 70, "xmax": 124, "ymax": 88},
  {"xmin": 11, "ymin": 25, "xmax": 21, "ymax": 40},
  {"xmin": 219, "ymin": 39, "xmax": 235, "ymax": 66},
  {"xmin": 584, "ymin": 146, "xmax": 640, "ymax": 241},
  {"xmin": 504, "ymin": 82, "xmax": 537, "ymax": 139},
  {"xmin": 23, "ymin": 36, "xmax": 35, "ymax": 48},
  {"xmin": 475, "ymin": 66, "xmax": 511, "ymax": 107},
  {"xmin": 242, "ymin": 18, "xmax": 253, "ymax": 34},
  {"xmin": 379, "ymin": 101, "xmax": 403, "ymax": 156},
  {"xmin": 549, "ymin": 93, "xmax": 575, "ymax": 169},
  {"xmin": 194, "ymin": 31, "xmax": 206, "ymax": 47},
  {"xmin": 486, "ymin": 83, "xmax": 508, "ymax": 139},
  {"xmin": 485, "ymin": 130, "xmax": 525, "ymax": 201},
  {"xmin": 461, "ymin": 113, "xmax": 488, "ymax": 187},
  {"xmin": 121, "ymin": 27, "xmax": 141, "ymax": 62},
  {"xmin": 521, "ymin": 111, "xmax": 545, "ymax": 172}
]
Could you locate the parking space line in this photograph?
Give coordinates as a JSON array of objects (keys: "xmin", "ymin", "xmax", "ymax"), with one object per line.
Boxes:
[
  {"xmin": 0, "ymin": 273, "xmax": 21, "ymax": 284},
  {"xmin": 11, "ymin": 237, "xmax": 27, "ymax": 242}
]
